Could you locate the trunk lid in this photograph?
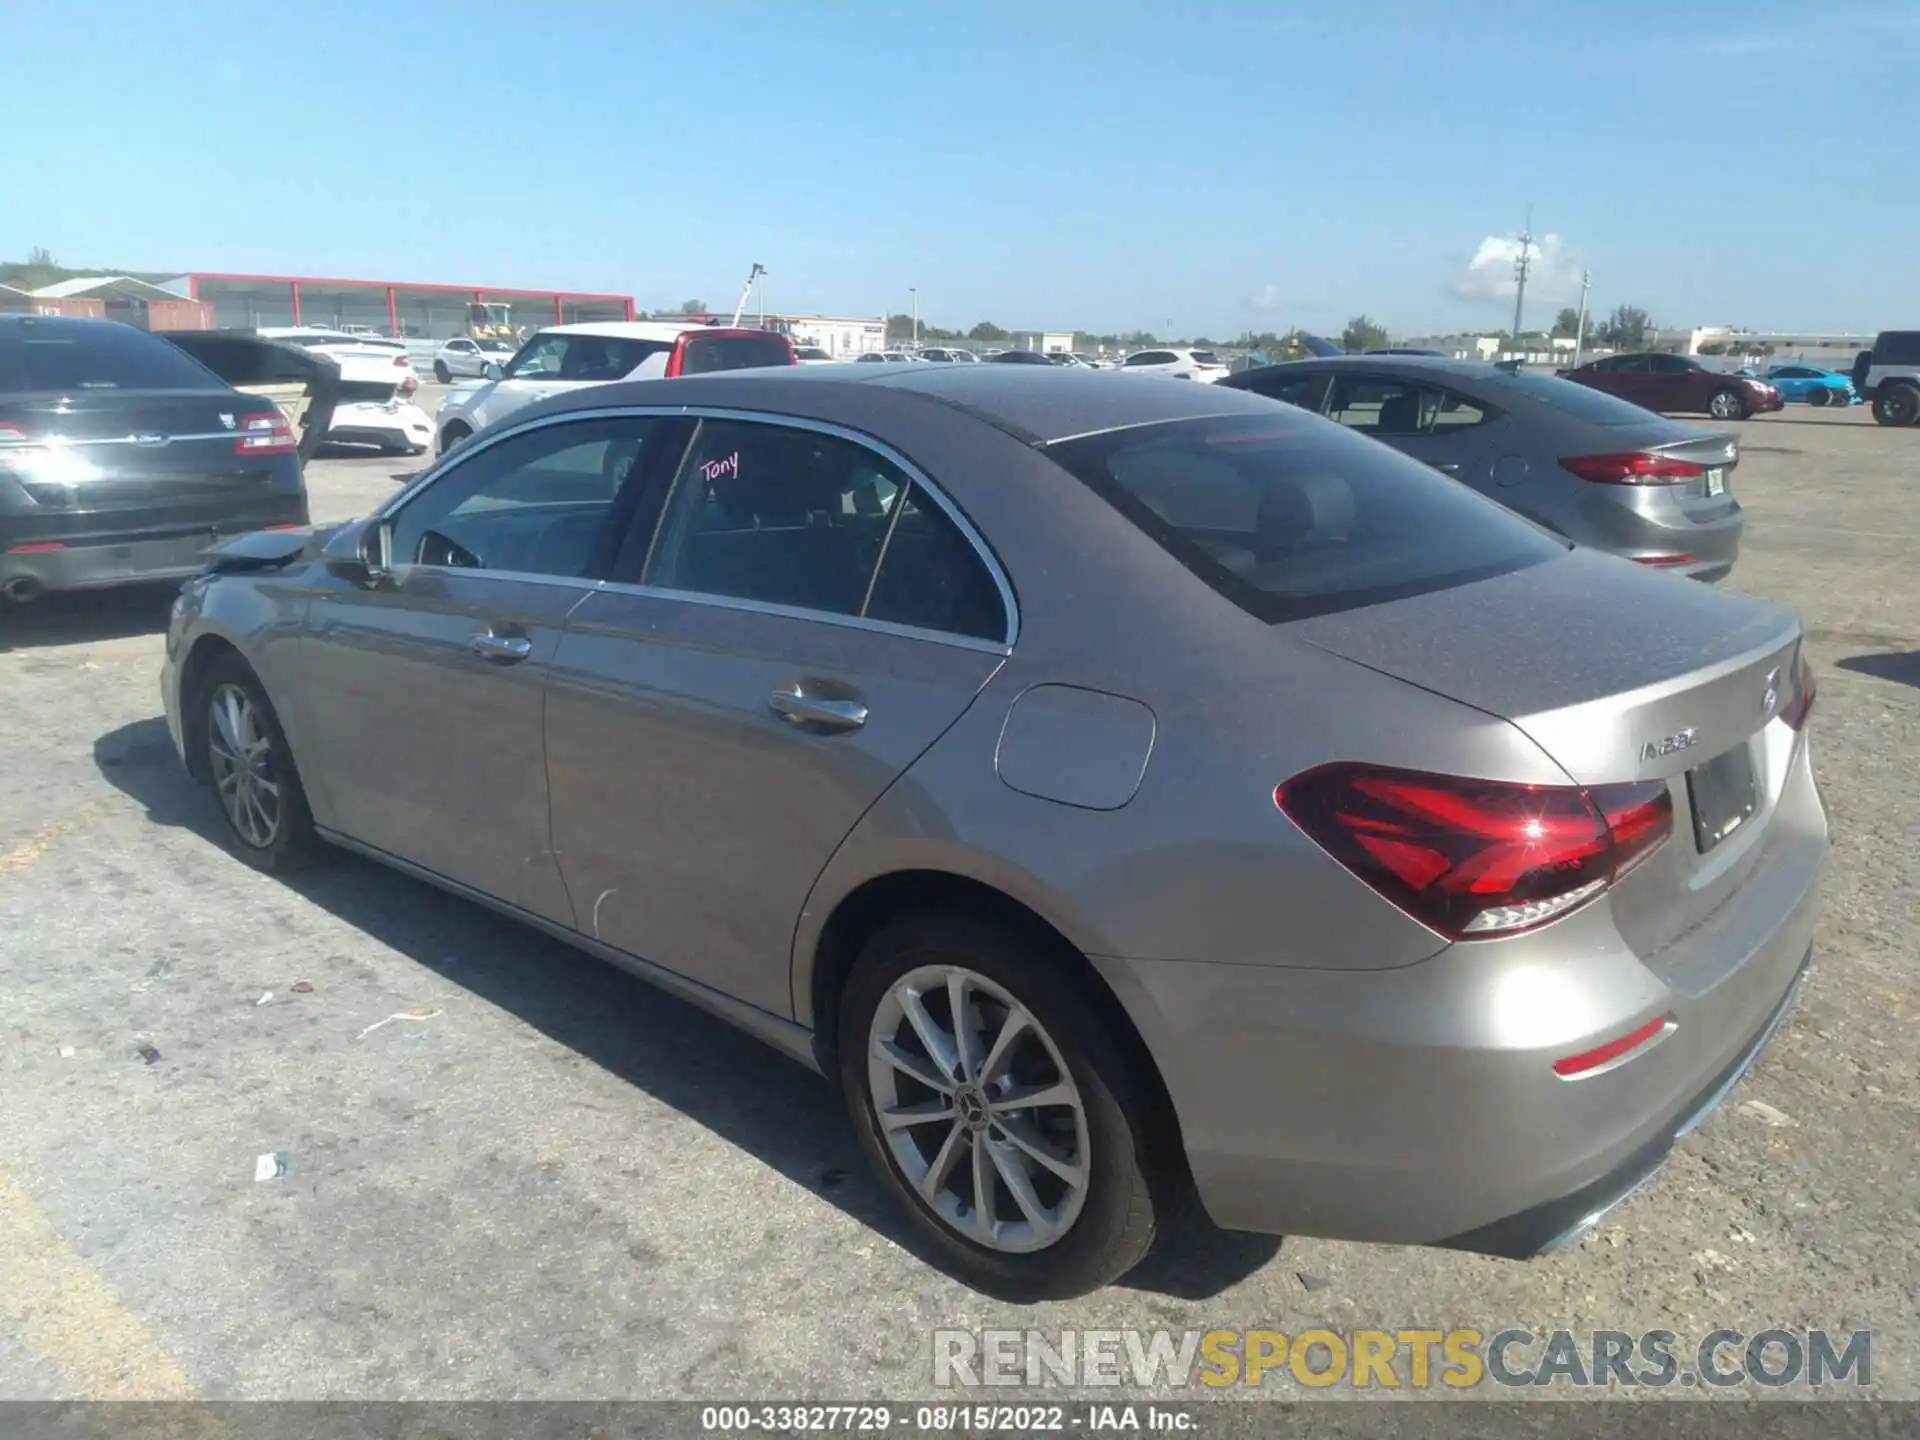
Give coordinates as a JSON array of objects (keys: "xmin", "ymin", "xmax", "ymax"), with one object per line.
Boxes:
[
  {"xmin": 1290, "ymin": 548, "xmax": 1803, "ymax": 965},
  {"xmin": 2, "ymin": 388, "xmax": 289, "ymax": 525}
]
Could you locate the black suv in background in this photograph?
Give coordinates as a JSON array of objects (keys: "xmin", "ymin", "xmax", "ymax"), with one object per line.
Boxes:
[
  {"xmin": 0, "ymin": 316, "xmax": 309, "ymax": 602},
  {"xmin": 1850, "ymin": 331, "xmax": 1920, "ymax": 427}
]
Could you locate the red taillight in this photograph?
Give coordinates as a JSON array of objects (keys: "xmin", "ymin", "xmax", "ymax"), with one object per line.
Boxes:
[
  {"xmin": 1781, "ymin": 651, "xmax": 1816, "ymax": 731},
  {"xmin": 1632, "ymin": 553, "xmax": 1696, "ymax": 567},
  {"xmin": 664, "ymin": 337, "xmax": 688, "ymax": 379},
  {"xmin": 392, "ymin": 354, "xmax": 410, "ymax": 367},
  {"xmin": 1275, "ymin": 763, "xmax": 1673, "ymax": 939},
  {"xmin": 1560, "ymin": 452, "xmax": 1705, "ymax": 485},
  {"xmin": 234, "ymin": 411, "xmax": 296, "ymax": 456},
  {"xmin": 1552, "ymin": 1014, "xmax": 1673, "ymax": 1078},
  {"xmin": 7, "ymin": 540, "xmax": 64, "ymax": 554}
]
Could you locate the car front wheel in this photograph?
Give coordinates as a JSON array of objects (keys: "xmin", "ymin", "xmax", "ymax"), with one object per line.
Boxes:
[
  {"xmin": 1808, "ymin": 386, "xmax": 1831, "ymax": 408},
  {"xmin": 433, "ymin": 361, "xmax": 451, "ymax": 383},
  {"xmin": 197, "ymin": 654, "xmax": 322, "ymax": 873},
  {"xmin": 839, "ymin": 911, "xmax": 1176, "ymax": 1300},
  {"xmin": 1706, "ymin": 388, "xmax": 1747, "ymax": 421}
]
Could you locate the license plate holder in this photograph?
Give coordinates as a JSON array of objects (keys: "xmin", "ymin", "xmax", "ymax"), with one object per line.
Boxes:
[
  {"xmin": 1686, "ymin": 742, "xmax": 1758, "ymax": 853},
  {"xmin": 1704, "ymin": 467, "xmax": 1726, "ymax": 497}
]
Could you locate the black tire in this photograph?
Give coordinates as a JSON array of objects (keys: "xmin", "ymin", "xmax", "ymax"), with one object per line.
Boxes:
[
  {"xmin": 433, "ymin": 360, "xmax": 451, "ymax": 383},
  {"xmin": 439, "ymin": 422, "xmax": 471, "ymax": 455},
  {"xmin": 1808, "ymin": 386, "xmax": 1832, "ymax": 408},
  {"xmin": 1872, "ymin": 383, "xmax": 1920, "ymax": 427},
  {"xmin": 1706, "ymin": 388, "xmax": 1748, "ymax": 421},
  {"xmin": 837, "ymin": 910, "xmax": 1179, "ymax": 1301},
  {"xmin": 194, "ymin": 652, "xmax": 323, "ymax": 874}
]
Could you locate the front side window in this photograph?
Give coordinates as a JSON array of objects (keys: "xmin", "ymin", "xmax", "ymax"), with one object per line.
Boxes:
[
  {"xmin": 1875, "ymin": 332, "xmax": 1920, "ymax": 365},
  {"xmin": 1237, "ymin": 370, "xmax": 1324, "ymax": 409},
  {"xmin": 1611, "ymin": 355, "xmax": 1651, "ymax": 373},
  {"xmin": 389, "ymin": 416, "xmax": 662, "ymax": 578},
  {"xmin": 1650, "ymin": 355, "xmax": 1694, "ymax": 375},
  {"xmin": 676, "ymin": 332, "xmax": 794, "ymax": 374},
  {"xmin": 1044, "ymin": 413, "xmax": 1563, "ymax": 624},
  {"xmin": 503, "ymin": 334, "xmax": 668, "ymax": 382},
  {"xmin": 644, "ymin": 418, "xmax": 1005, "ymax": 639}
]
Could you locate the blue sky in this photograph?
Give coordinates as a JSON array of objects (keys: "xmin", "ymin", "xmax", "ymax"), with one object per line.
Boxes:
[{"xmin": 5, "ymin": 0, "xmax": 1915, "ymax": 338}]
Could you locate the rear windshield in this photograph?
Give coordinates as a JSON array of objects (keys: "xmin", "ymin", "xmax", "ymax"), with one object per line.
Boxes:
[
  {"xmin": 679, "ymin": 334, "xmax": 793, "ymax": 374},
  {"xmin": 1492, "ymin": 369, "xmax": 1663, "ymax": 427},
  {"xmin": 1044, "ymin": 414, "xmax": 1564, "ymax": 623},
  {"xmin": 1, "ymin": 321, "xmax": 222, "ymax": 393},
  {"xmin": 1190, "ymin": 351, "xmax": 1221, "ymax": 366}
]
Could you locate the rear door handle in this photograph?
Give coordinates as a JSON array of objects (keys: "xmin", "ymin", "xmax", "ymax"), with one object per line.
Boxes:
[
  {"xmin": 768, "ymin": 686, "xmax": 868, "ymax": 730},
  {"xmin": 469, "ymin": 631, "xmax": 533, "ymax": 664},
  {"xmin": 1432, "ymin": 461, "xmax": 1461, "ymax": 474}
]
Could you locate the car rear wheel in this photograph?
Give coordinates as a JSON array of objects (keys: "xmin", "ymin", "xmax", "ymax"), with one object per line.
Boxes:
[
  {"xmin": 439, "ymin": 421, "xmax": 472, "ymax": 455},
  {"xmin": 1706, "ymin": 388, "xmax": 1747, "ymax": 421},
  {"xmin": 197, "ymin": 654, "xmax": 322, "ymax": 874},
  {"xmin": 1872, "ymin": 383, "xmax": 1920, "ymax": 427},
  {"xmin": 1808, "ymin": 386, "xmax": 1831, "ymax": 408},
  {"xmin": 433, "ymin": 360, "xmax": 451, "ymax": 383},
  {"xmin": 838, "ymin": 911, "xmax": 1174, "ymax": 1300}
]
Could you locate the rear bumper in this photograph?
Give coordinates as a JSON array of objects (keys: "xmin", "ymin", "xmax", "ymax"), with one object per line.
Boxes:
[
  {"xmin": 2, "ymin": 508, "xmax": 307, "ymax": 595},
  {"xmin": 1095, "ymin": 740, "xmax": 1827, "ymax": 1249},
  {"xmin": 329, "ymin": 400, "xmax": 433, "ymax": 452},
  {"xmin": 1438, "ymin": 946, "xmax": 1809, "ymax": 1257}
]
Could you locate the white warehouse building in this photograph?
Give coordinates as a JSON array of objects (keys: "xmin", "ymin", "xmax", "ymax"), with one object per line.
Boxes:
[{"xmin": 777, "ymin": 314, "xmax": 886, "ymax": 358}]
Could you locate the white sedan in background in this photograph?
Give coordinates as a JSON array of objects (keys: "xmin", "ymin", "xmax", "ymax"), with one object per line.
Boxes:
[
  {"xmin": 1119, "ymin": 347, "xmax": 1230, "ymax": 382},
  {"xmin": 257, "ymin": 327, "xmax": 433, "ymax": 454}
]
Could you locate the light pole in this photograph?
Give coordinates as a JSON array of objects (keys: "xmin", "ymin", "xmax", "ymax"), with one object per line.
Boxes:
[
  {"xmin": 909, "ymin": 288, "xmax": 918, "ymax": 351},
  {"xmin": 1572, "ymin": 269, "xmax": 1592, "ymax": 368},
  {"xmin": 1510, "ymin": 207, "xmax": 1534, "ymax": 347}
]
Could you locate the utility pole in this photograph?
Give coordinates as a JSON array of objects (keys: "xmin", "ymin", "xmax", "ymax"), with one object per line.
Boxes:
[
  {"xmin": 1572, "ymin": 269, "xmax": 1592, "ymax": 368},
  {"xmin": 909, "ymin": 288, "xmax": 918, "ymax": 350},
  {"xmin": 1510, "ymin": 206, "xmax": 1534, "ymax": 345}
]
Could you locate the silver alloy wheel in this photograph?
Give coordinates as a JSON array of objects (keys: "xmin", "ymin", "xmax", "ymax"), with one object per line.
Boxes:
[
  {"xmin": 207, "ymin": 682, "xmax": 281, "ymax": 849},
  {"xmin": 1708, "ymin": 389, "xmax": 1742, "ymax": 419},
  {"xmin": 867, "ymin": 964, "xmax": 1091, "ymax": 1254}
]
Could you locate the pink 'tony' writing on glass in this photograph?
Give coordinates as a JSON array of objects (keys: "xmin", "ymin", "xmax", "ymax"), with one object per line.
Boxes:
[{"xmin": 700, "ymin": 451, "xmax": 740, "ymax": 483}]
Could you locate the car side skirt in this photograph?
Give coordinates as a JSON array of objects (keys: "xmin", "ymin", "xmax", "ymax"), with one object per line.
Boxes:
[{"xmin": 317, "ymin": 827, "xmax": 824, "ymax": 1074}]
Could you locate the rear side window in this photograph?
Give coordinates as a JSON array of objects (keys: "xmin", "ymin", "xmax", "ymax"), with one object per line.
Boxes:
[
  {"xmin": 1189, "ymin": 351, "xmax": 1221, "ymax": 366},
  {"xmin": 644, "ymin": 418, "xmax": 1005, "ymax": 639},
  {"xmin": 1125, "ymin": 351, "xmax": 1173, "ymax": 367},
  {"xmin": 1326, "ymin": 376, "xmax": 1489, "ymax": 436},
  {"xmin": 2, "ymin": 321, "xmax": 223, "ymax": 393},
  {"xmin": 678, "ymin": 333, "xmax": 793, "ymax": 374},
  {"xmin": 1043, "ymin": 414, "xmax": 1563, "ymax": 623},
  {"xmin": 1236, "ymin": 370, "xmax": 1324, "ymax": 409},
  {"xmin": 1876, "ymin": 332, "xmax": 1920, "ymax": 365}
]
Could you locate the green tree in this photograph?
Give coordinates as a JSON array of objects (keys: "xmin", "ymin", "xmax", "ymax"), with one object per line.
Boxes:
[
  {"xmin": 967, "ymin": 320, "xmax": 1008, "ymax": 342},
  {"xmin": 885, "ymin": 313, "xmax": 918, "ymax": 343},
  {"xmin": 1597, "ymin": 304, "xmax": 1650, "ymax": 349},
  {"xmin": 1552, "ymin": 307, "xmax": 1582, "ymax": 338},
  {"xmin": 676, "ymin": 299, "xmax": 708, "ymax": 315},
  {"xmin": 1340, "ymin": 315, "xmax": 1390, "ymax": 353}
]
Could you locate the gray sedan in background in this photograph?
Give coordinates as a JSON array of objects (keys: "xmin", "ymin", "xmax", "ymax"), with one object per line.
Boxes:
[
  {"xmin": 1222, "ymin": 356, "xmax": 1745, "ymax": 582},
  {"xmin": 161, "ymin": 366, "xmax": 1824, "ymax": 1298}
]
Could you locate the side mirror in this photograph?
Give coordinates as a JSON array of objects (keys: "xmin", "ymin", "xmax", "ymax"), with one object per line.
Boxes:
[
  {"xmin": 482, "ymin": 361, "xmax": 504, "ymax": 381},
  {"xmin": 323, "ymin": 517, "xmax": 394, "ymax": 588}
]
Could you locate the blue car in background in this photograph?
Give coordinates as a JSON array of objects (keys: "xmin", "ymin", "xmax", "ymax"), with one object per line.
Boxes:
[{"xmin": 1758, "ymin": 364, "xmax": 1857, "ymax": 406}]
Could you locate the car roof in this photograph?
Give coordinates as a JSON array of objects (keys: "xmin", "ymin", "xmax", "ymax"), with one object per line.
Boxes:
[
  {"xmin": 514, "ymin": 361, "xmax": 1284, "ymax": 446},
  {"xmin": 1240, "ymin": 354, "xmax": 1517, "ymax": 382},
  {"xmin": 534, "ymin": 320, "xmax": 768, "ymax": 341}
]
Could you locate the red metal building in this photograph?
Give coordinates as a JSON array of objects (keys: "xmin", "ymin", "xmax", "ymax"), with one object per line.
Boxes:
[{"xmin": 178, "ymin": 272, "xmax": 636, "ymax": 338}]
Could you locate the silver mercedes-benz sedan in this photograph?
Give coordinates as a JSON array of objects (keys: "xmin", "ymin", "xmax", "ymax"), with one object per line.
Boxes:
[{"xmin": 161, "ymin": 364, "xmax": 1827, "ymax": 1299}]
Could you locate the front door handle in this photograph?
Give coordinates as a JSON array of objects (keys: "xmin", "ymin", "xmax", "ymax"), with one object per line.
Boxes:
[
  {"xmin": 469, "ymin": 631, "xmax": 533, "ymax": 664},
  {"xmin": 1432, "ymin": 461, "xmax": 1461, "ymax": 474},
  {"xmin": 768, "ymin": 686, "xmax": 868, "ymax": 730}
]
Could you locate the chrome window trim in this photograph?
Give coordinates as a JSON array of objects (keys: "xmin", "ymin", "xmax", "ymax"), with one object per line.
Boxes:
[
  {"xmin": 382, "ymin": 402, "xmax": 1020, "ymax": 649},
  {"xmin": 589, "ymin": 581, "xmax": 1011, "ymax": 658}
]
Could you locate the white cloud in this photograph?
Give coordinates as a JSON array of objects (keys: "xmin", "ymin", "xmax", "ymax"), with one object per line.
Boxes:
[
  {"xmin": 1449, "ymin": 232, "xmax": 1584, "ymax": 306},
  {"xmin": 1247, "ymin": 283, "xmax": 1284, "ymax": 311}
]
